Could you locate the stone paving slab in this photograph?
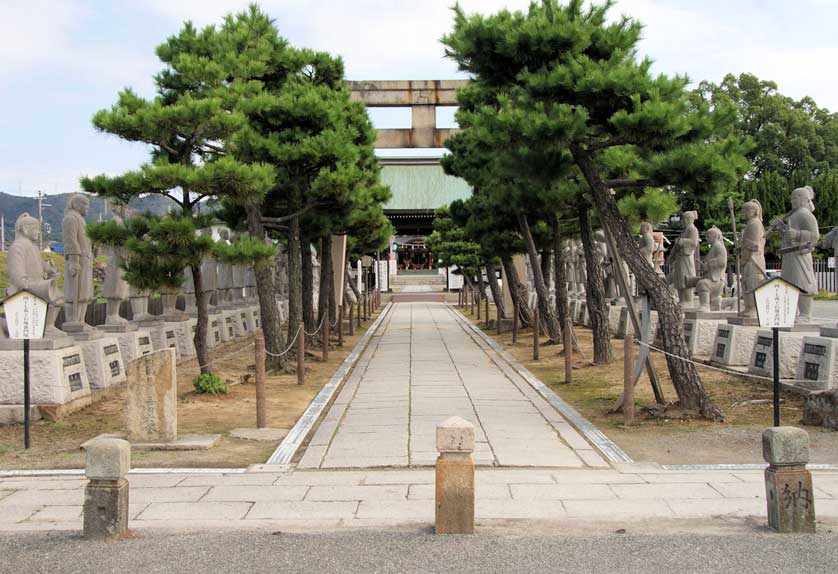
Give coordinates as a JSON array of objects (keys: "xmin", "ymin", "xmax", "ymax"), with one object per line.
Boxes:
[
  {"xmin": 308, "ymin": 303, "xmax": 597, "ymax": 469},
  {"xmin": 1, "ymin": 467, "xmax": 838, "ymax": 531}
]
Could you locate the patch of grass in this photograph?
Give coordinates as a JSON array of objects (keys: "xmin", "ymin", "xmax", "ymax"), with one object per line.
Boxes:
[
  {"xmin": 192, "ymin": 373, "xmax": 228, "ymax": 394},
  {"xmin": 815, "ymin": 290, "xmax": 838, "ymax": 301}
]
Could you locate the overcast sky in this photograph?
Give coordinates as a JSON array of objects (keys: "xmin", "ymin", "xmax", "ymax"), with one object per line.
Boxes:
[{"xmin": 2, "ymin": 0, "xmax": 837, "ymax": 197}]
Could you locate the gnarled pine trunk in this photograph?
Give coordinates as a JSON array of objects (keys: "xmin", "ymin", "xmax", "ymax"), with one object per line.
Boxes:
[
  {"xmin": 191, "ymin": 263, "xmax": 211, "ymax": 375},
  {"xmin": 517, "ymin": 214, "xmax": 561, "ymax": 343},
  {"xmin": 551, "ymin": 215, "xmax": 579, "ymax": 352},
  {"xmin": 577, "ymin": 201, "xmax": 612, "ymax": 364},
  {"xmin": 501, "ymin": 255, "xmax": 532, "ymax": 327},
  {"xmin": 246, "ymin": 203, "xmax": 287, "ymax": 371},
  {"xmin": 571, "ymin": 144, "xmax": 722, "ymax": 420},
  {"xmin": 485, "ymin": 260, "xmax": 505, "ymax": 319},
  {"xmin": 287, "ymin": 215, "xmax": 303, "ymax": 346}
]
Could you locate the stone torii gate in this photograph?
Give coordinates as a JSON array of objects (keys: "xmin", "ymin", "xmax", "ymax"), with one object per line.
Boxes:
[{"xmin": 347, "ymin": 80, "xmax": 467, "ymax": 148}]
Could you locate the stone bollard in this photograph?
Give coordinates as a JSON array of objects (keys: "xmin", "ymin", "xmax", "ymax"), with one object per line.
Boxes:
[
  {"xmin": 83, "ymin": 438, "xmax": 130, "ymax": 540},
  {"xmin": 435, "ymin": 416, "xmax": 475, "ymax": 535},
  {"xmin": 763, "ymin": 427, "xmax": 816, "ymax": 533}
]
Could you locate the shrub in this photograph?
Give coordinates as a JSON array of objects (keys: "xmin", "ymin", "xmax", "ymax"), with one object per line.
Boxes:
[{"xmin": 192, "ymin": 373, "xmax": 228, "ymax": 395}]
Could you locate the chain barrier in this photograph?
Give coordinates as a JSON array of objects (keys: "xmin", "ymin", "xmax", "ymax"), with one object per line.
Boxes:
[
  {"xmin": 304, "ymin": 316, "xmax": 326, "ymax": 337},
  {"xmin": 264, "ymin": 324, "xmax": 303, "ymax": 358},
  {"xmin": 633, "ymin": 337, "xmax": 830, "ymax": 386}
]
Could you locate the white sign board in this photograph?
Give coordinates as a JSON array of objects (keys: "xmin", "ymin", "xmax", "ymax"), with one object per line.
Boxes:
[
  {"xmin": 356, "ymin": 260, "xmax": 363, "ymax": 293},
  {"xmin": 754, "ymin": 277, "xmax": 800, "ymax": 329},
  {"xmin": 3, "ymin": 290, "xmax": 48, "ymax": 340},
  {"xmin": 830, "ymin": 257, "xmax": 835, "ymax": 270},
  {"xmin": 448, "ymin": 266, "xmax": 464, "ymax": 290},
  {"xmin": 377, "ymin": 261, "xmax": 389, "ymax": 291}
]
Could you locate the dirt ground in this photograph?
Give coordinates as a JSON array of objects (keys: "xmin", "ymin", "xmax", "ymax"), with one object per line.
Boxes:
[
  {"xmin": 0, "ymin": 310, "xmax": 381, "ymax": 470},
  {"xmin": 461, "ymin": 303, "xmax": 838, "ymax": 465}
]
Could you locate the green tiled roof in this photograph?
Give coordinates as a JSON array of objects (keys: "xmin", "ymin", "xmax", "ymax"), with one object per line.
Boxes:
[{"xmin": 381, "ymin": 163, "xmax": 472, "ymax": 210}]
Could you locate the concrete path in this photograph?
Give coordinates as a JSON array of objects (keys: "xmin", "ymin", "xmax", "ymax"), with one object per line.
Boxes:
[{"xmin": 298, "ymin": 302, "xmax": 603, "ymax": 469}]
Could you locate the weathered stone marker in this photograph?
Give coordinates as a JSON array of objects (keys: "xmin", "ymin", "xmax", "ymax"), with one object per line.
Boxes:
[
  {"xmin": 763, "ymin": 427, "xmax": 816, "ymax": 533},
  {"xmin": 435, "ymin": 416, "xmax": 475, "ymax": 534},
  {"xmin": 83, "ymin": 438, "xmax": 130, "ymax": 540},
  {"xmin": 126, "ymin": 348, "xmax": 177, "ymax": 443}
]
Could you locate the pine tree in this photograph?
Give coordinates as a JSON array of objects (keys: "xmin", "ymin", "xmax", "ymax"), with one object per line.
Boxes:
[
  {"xmin": 81, "ymin": 16, "xmax": 274, "ymax": 374},
  {"xmin": 443, "ymin": 0, "xmax": 751, "ymax": 419}
]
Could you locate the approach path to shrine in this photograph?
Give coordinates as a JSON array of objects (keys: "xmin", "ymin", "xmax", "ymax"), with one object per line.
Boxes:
[{"xmin": 298, "ymin": 302, "xmax": 608, "ymax": 469}]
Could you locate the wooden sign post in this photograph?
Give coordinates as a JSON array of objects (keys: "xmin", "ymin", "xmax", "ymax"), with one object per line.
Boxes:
[
  {"xmin": 754, "ymin": 277, "xmax": 801, "ymax": 427},
  {"xmin": 2, "ymin": 289, "xmax": 49, "ymax": 449}
]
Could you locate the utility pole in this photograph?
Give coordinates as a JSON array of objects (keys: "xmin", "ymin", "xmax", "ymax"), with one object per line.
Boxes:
[{"xmin": 36, "ymin": 190, "xmax": 52, "ymax": 251}]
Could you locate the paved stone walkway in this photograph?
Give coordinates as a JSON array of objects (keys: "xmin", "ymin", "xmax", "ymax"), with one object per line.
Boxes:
[
  {"xmin": 298, "ymin": 303, "xmax": 603, "ymax": 469},
  {"xmin": 2, "ymin": 465, "xmax": 838, "ymax": 531}
]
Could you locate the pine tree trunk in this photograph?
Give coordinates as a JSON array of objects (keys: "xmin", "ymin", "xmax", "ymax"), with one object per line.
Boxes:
[
  {"xmin": 571, "ymin": 144, "xmax": 722, "ymax": 419},
  {"xmin": 577, "ymin": 201, "xmax": 612, "ymax": 364},
  {"xmin": 302, "ymin": 239, "xmax": 315, "ymax": 334},
  {"xmin": 246, "ymin": 204, "xmax": 287, "ymax": 371},
  {"xmin": 517, "ymin": 213, "xmax": 561, "ymax": 343},
  {"xmin": 551, "ymin": 215, "xmax": 579, "ymax": 352},
  {"xmin": 485, "ymin": 261, "xmax": 505, "ymax": 319},
  {"xmin": 502, "ymin": 255, "xmax": 532, "ymax": 327},
  {"xmin": 476, "ymin": 267, "xmax": 486, "ymax": 312},
  {"xmin": 191, "ymin": 263, "xmax": 211, "ymax": 375},
  {"xmin": 287, "ymin": 215, "xmax": 303, "ymax": 345},
  {"xmin": 318, "ymin": 235, "xmax": 333, "ymax": 326}
]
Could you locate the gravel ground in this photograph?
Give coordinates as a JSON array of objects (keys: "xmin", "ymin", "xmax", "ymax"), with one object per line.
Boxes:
[{"xmin": 2, "ymin": 529, "xmax": 838, "ymax": 574}]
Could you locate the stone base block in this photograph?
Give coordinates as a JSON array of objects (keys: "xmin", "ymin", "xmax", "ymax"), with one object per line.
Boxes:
[
  {"xmin": 617, "ymin": 307, "xmax": 658, "ymax": 340},
  {"xmin": 748, "ymin": 330, "xmax": 806, "ymax": 380},
  {"xmin": 0, "ymin": 345, "xmax": 91, "ymax": 405},
  {"xmin": 77, "ymin": 336, "xmax": 127, "ymax": 390},
  {"xmin": 578, "ymin": 302, "xmax": 590, "ymax": 327},
  {"xmin": 685, "ymin": 318, "xmax": 729, "ymax": 358},
  {"xmin": 83, "ymin": 479, "xmax": 129, "ymax": 540},
  {"xmin": 683, "ymin": 310, "xmax": 738, "ymax": 321},
  {"xmin": 163, "ymin": 320, "xmax": 194, "ymax": 359},
  {"xmin": 765, "ymin": 466, "xmax": 816, "ymax": 533},
  {"xmin": 608, "ymin": 305, "xmax": 623, "ymax": 335},
  {"xmin": 112, "ymin": 330, "xmax": 154, "ymax": 367},
  {"xmin": 0, "ymin": 405, "xmax": 42, "ymax": 425},
  {"xmin": 795, "ymin": 337, "xmax": 838, "ymax": 391},
  {"xmin": 569, "ymin": 300, "xmax": 581, "ymax": 325},
  {"xmin": 802, "ymin": 389, "xmax": 838, "ymax": 429},
  {"xmin": 727, "ymin": 316, "xmax": 761, "ymax": 327},
  {"xmin": 208, "ymin": 316, "xmax": 223, "ymax": 347},
  {"xmin": 82, "ymin": 433, "xmax": 221, "ymax": 451},
  {"xmin": 711, "ymin": 324, "xmax": 759, "ymax": 367},
  {"xmin": 136, "ymin": 321, "xmax": 167, "ymax": 352},
  {"xmin": 220, "ymin": 309, "xmax": 244, "ymax": 341}
]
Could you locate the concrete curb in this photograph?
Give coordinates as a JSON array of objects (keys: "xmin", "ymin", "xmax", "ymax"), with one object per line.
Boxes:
[
  {"xmin": 266, "ymin": 302, "xmax": 394, "ymax": 465},
  {"xmin": 445, "ymin": 304, "xmax": 633, "ymax": 465}
]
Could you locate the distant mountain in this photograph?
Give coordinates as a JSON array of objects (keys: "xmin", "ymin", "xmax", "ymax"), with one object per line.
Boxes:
[{"xmin": 0, "ymin": 192, "xmax": 178, "ymax": 248}]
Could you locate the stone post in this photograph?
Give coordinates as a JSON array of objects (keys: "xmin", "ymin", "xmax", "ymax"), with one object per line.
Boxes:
[
  {"xmin": 435, "ymin": 416, "xmax": 475, "ymax": 535},
  {"xmin": 763, "ymin": 427, "xmax": 816, "ymax": 533},
  {"xmin": 83, "ymin": 438, "xmax": 130, "ymax": 540}
]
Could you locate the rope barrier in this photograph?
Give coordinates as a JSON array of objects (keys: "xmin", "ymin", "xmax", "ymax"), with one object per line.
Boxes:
[
  {"xmin": 633, "ymin": 337, "xmax": 830, "ymax": 386},
  {"xmin": 264, "ymin": 324, "xmax": 303, "ymax": 358}
]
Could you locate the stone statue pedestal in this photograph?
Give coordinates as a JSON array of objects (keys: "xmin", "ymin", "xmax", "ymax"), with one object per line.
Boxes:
[
  {"xmin": 135, "ymin": 316, "xmax": 167, "ymax": 353},
  {"xmin": 208, "ymin": 316, "xmax": 223, "ymax": 348},
  {"xmin": 727, "ymin": 316, "xmax": 760, "ymax": 327},
  {"xmin": 76, "ymin": 336, "xmax": 127, "ymax": 391},
  {"xmin": 617, "ymin": 307, "xmax": 659, "ymax": 340},
  {"xmin": 710, "ymin": 324, "xmax": 759, "ymax": 368},
  {"xmin": 608, "ymin": 303, "xmax": 624, "ymax": 336},
  {"xmin": 0, "ymin": 338, "xmax": 92, "ymax": 422},
  {"xmin": 220, "ymin": 309, "xmax": 245, "ymax": 341},
  {"xmin": 165, "ymin": 321, "xmax": 194, "ymax": 359},
  {"xmin": 795, "ymin": 336, "xmax": 838, "ymax": 391}
]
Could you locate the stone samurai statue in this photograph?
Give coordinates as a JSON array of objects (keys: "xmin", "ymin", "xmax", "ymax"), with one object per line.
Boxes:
[
  {"xmin": 7, "ymin": 213, "xmax": 63, "ymax": 336},
  {"xmin": 102, "ymin": 205, "xmax": 130, "ymax": 326},
  {"xmin": 667, "ymin": 210, "xmax": 699, "ymax": 306},
  {"xmin": 62, "ymin": 193, "xmax": 94, "ymax": 332},
  {"xmin": 771, "ymin": 186, "xmax": 819, "ymax": 323},
  {"xmin": 740, "ymin": 199, "xmax": 767, "ymax": 319},
  {"xmin": 692, "ymin": 226, "xmax": 727, "ymax": 312}
]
